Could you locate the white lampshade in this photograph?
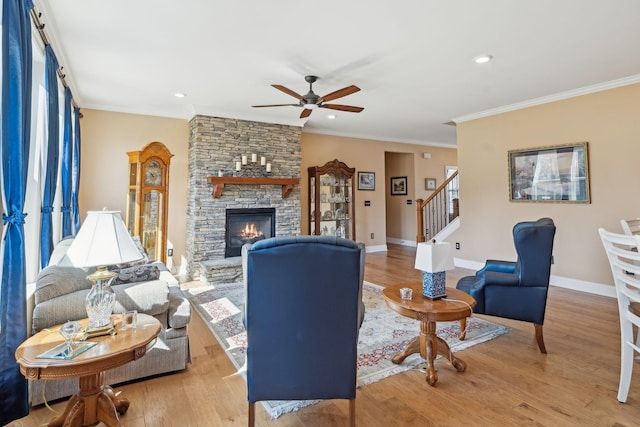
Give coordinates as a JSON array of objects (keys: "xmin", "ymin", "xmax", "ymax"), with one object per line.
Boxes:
[
  {"xmin": 66, "ymin": 210, "xmax": 142, "ymax": 268},
  {"xmin": 414, "ymin": 241, "xmax": 454, "ymax": 273}
]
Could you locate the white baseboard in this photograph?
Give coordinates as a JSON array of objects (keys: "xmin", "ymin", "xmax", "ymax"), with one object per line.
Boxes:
[
  {"xmin": 366, "ymin": 244, "xmax": 388, "ymax": 253},
  {"xmin": 453, "ymin": 257, "xmax": 615, "ymax": 298},
  {"xmin": 386, "ymin": 237, "xmax": 417, "ymax": 247}
]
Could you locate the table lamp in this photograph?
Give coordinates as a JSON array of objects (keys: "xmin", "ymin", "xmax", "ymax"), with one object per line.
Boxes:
[
  {"xmin": 65, "ymin": 209, "xmax": 143, "ymax": 335},
  {"xmin": 414, "ymin": 240, "xmax": 455, "ymax": 299}
]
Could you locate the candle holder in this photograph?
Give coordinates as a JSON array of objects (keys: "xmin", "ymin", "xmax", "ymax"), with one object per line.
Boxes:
[{"xmin": 234, "ymin": 154, "xmax": 272, "ymax": 177}]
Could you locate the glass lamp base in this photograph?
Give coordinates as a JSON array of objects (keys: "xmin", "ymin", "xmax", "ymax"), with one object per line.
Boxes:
[{"xmin": 85, "ymin": 267, "xmax": 117, "ymax": 330}]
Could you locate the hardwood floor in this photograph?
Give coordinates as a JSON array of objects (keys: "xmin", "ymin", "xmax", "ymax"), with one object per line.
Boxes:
[{"xmin": 11, "ymin": 244, "xmax": 640, "ymax": 426}]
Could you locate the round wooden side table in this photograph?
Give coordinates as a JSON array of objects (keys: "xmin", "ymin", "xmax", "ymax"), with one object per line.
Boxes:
[
  {"xmin": 382, "ymin": 283, "xmax": 476, "ymax": 386},
  {"xmin": 15, "ymin": 313, "xmax": 161, "ymax": 427}
]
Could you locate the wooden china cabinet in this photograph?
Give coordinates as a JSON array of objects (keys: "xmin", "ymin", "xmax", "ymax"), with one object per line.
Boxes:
[
  {"xmin": 126, "ymin": 142, "xmax": 173, "ymax": 263},
  {"xmin": 308, "ymin": 159, "xmax": 356, "ymax": 240}
]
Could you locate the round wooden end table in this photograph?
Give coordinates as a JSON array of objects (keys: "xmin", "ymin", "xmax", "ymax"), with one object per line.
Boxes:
[
  {"xmin": 382, "ymin": 283, "xmax": 476, "ymax": 386},
  {"xmin": 15, "ymin": 313, "xmax": 161, "ymax": 427}
]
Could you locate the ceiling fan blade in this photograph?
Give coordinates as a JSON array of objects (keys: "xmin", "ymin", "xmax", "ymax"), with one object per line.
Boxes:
[
  {"xmin": 272, "ymin": 84, "xmax": 303, "ymax": 100},
  {"xmin": 300, "ymin": 108, "xmax": 313, "ymax": 119},
  {"xmin": 320, "ymin": 85, "xmax": 360, "ymax": 102},
  {"xmin": 252, "ymin": 104, "xmax": 299, "ymax": 108},
  {"xmin": 321, "ymin": 104, "xmax": 364, "ymax": 113}
]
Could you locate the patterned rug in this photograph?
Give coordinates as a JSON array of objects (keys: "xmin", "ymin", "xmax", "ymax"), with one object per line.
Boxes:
[{"xmin": 184, "ymin": 281, "xmax": 509, "ymax": 419}]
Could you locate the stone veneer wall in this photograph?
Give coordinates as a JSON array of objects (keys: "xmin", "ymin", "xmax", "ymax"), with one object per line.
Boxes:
[{"xmin": 185, "ymin": 115, "xmax": 302, "ymax": 279}]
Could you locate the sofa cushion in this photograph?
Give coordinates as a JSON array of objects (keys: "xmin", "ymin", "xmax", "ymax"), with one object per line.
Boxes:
[
  {"xmin": 112, "ymin": 279, "xmax": 169, "ymax": 315},
  {"xmin": 34, "ymin": 265, "xmax": 91, "ymax": 305},
  {"xmin": 111, "ymin": 264, "xmax": 160, "ymax": 286},
  {"xmin": 32, "ymin": 289, "xmax": 91, "ymax": 333}
]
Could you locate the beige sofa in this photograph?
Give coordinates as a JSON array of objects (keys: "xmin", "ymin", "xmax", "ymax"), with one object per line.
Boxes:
[{"xmin": 29, "ymin": 238, "xmax": 191, "ymax": 406}]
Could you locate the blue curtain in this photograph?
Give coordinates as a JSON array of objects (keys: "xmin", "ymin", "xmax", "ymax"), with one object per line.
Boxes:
[
  {"xmin": 39, "ymin": 44, "xmax": 60, "ymax": 268},
  {"xmin": 61, "ymin": 87, "xmax": 72, "ymax": 236},
  {"xmin": 0, "ymin": 0, "xmax": 34, "ymax": 423},
  {"xmin": 71, "ymin": 106, "xmax": 81, "ymax": 234}
]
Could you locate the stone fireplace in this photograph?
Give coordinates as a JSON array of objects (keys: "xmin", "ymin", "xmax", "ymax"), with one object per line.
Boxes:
[{"xmin": 185, "ymin": 115, "xmax": 302, "ymax": 281}]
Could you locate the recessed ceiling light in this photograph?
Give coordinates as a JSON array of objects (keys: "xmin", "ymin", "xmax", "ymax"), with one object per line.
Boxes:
[
  {"xmin": 327, "ymin": 114, "xmax": 336, "ymax": 119},
  {"xmin": 174, "ymin": 92, "xmax": 186, "ymax": 98},
  {"xmin": 473, "ymin": 54, "xmax": 493, "ymax": 64}
]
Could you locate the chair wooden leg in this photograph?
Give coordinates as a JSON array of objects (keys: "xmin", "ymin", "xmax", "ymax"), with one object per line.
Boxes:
[
  {"xmin": 349, "ymin": 398, "xmax": 356, "ymax": 427},
  {"xmin": 248, "ymin": 402, "xmax": 255, "ymax": 427},
  {"xmin": 534, "ymin": 323, "xmax": 547, "ymax": 354}
]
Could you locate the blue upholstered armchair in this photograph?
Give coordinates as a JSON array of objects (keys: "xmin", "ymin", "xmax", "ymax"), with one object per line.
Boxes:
[
  {"xmin": 456, "ymin": 218, "xmax": 556, "ymax": 353},
  {"xmin": 242, "ymin": 236, "xmax": 365, "ymax": 427}
]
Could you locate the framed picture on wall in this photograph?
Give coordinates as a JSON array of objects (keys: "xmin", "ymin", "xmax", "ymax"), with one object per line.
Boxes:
[
  {"xmin": 358, "ymin": 172, "xmax": 375, "ymax": 190},
  {"xmin": 425, "ymin": 178, "xmax": 436, "ymax": 190},
  {"xmin": 508, "ymin": 142, "xmax": 590, "ymax": 203},
  {"xmin": 390, "ymin": 176, "xmax": 407, "ymax": 195}
]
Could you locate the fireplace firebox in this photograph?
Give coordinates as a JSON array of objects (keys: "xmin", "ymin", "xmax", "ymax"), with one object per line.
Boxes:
[{"xmin": 225, "ymin": 208, "xmax": 276, "ymax": 257}]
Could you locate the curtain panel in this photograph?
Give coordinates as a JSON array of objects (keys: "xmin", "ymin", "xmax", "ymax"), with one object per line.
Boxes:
[
  {"xmin": 0, "ymin": 0, "xmax": 34, "ymax": 423},
  {"xmin": 72, "ymin": 106, "xmax": 81, "ymax": 234},
  {"xmin": 61, "ymin": 86, "xmax": 72, "ymax": 236},
  {"xmin": 39, "ymin": 44, "xmax": 59, "ymax": 268}
]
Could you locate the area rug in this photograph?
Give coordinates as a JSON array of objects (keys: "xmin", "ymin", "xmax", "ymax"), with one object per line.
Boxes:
[{"xmin": 185, "ymin": 281, "xmax": 508, "ymax": 419}]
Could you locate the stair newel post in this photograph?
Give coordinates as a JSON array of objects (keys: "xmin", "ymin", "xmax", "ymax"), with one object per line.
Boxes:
[{"xmin": 416, "ymin": 198, "xmax": 426, "ymax": 243}]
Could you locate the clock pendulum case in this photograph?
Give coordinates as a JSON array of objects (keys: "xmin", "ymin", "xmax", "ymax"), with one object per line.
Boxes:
[{"xmin": 126, "ymin": 141, "xmax": 173, "ymax": 263}]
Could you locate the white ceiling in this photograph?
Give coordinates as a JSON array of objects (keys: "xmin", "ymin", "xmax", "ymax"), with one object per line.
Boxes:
[{"xmin": 34, "ymin": 0, "xmax": 640, "ymax": 147}]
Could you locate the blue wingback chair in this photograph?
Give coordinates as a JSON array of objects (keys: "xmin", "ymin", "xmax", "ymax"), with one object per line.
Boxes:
[
  {"xmin": 242, "ymin": 236, "xmax": 365, "ymax": 427},
  {"xmin": 456, "ymin": 218, "xmax": 556, "ymax": 353}
]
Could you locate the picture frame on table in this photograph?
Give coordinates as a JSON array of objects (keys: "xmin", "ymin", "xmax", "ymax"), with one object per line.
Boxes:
[
  {"xmin": 358, "ymin": 172, "xmax": 375, "ymax": 191},
  {"xmin": 425, "ymin": 178, "xmax": 437, "ymax": 191},
  {"xmin": 508, "ymin": 142, "xmax": 590, "ymax": 203},
  {"xmin": 390, "ymin": 176, "xmax": 407, "ymax": 196}
]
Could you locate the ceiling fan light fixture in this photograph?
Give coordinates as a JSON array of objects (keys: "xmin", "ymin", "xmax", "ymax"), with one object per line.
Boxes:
[
  {"xmin": 473, "ymin": 54, "xmax": 493, "ymax": 64},
  {"xmin": 303, "ymin": 103, "xmax": 318, "ymax": 109}
]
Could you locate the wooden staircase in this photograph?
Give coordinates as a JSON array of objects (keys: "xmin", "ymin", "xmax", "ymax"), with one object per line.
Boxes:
[{"xmin": 416, "ymin": 170, "xmax": 459, "ymax": 242}]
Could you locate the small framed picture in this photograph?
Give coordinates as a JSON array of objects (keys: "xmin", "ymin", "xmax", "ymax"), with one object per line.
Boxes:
[
  {"xmin": 426, "ymin": 178, "xmax": 436, "ymax": 191},
  {"xmin": 390, "ymin": 176, "xmax": 407, "ymax": 196},
  {"xmin": 358, "ymin": 172, "xmax": 375, "ymax": 190}
]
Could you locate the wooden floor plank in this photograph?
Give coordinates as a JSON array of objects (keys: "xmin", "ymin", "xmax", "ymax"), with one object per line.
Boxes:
[{"xmin": 11, "ymin": 244, "xmax": 640, "ymax": 426}]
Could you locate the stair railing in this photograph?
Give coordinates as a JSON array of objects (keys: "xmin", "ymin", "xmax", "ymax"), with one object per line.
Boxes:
[{"xmin": 416, "ymin": 170, "xmax": 459, "ymax": 242}]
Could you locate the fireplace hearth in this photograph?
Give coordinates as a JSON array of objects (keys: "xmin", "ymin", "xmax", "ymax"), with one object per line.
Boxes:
[{"xmin": 225, "ymin": 208, "xmax": 276, "ymax": 257}]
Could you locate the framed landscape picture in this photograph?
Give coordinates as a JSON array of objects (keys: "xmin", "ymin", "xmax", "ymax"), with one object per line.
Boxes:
[
  {"xmin": 508, "ymin": 142, "xmax": 590, "ymax": 203},
  {"xmin": 358, "ymin": 172, "xmax": 375, "ymax": 190},
  {"xmin": 390, "ymin": 176, "xmax": 407, "ymax": 196}
]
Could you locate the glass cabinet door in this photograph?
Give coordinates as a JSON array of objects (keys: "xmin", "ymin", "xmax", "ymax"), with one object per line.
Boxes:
[{"xmin": 308, "ymin": 159, "xmax": 356, "ymax": 240}]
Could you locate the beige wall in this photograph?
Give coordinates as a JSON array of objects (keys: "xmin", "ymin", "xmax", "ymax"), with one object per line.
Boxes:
[
  {"xmin": 454, "ymin": 83, "xmax": 640, "ymax": 288},
  {"xmin": 79, "ymin": 109, "xmax": 189, "ymax": 270},
  {"xmin": 301, "ymin": 133, "xmax": 457, "ymax": 247},
  {"xmin": 385, "ymin": 152, "xmax": 414, "ymax": 241}
]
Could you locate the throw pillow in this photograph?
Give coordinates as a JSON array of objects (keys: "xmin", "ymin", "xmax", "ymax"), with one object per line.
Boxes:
[
  {"xmin": 35, "ymin": 265, "xmax": 92, "ymax": 305},
  {"xmin": 111, "ymin": 264, "xmax": 160, "ymax": 286}
]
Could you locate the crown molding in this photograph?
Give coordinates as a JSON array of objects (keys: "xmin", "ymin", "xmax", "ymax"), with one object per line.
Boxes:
[{"xmin": 453, "ymin": 74, "xmax": 640, "ymax": 124}]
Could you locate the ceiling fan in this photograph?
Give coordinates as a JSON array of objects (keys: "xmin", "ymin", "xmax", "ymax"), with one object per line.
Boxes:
[{"xmin": 252, "ymin": 75, "xmax": 364, "ymax": 119}]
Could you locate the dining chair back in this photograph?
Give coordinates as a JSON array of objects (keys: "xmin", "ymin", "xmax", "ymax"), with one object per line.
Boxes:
[
  {"xmin": 620, "ymin": 218, "xmax": 640, "ymax": 236},
  {"xmin": 598, "ymin": 227, "xmax": 640, "ymax": 403}
]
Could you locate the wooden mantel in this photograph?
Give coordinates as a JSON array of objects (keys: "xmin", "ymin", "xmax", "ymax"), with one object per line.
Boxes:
[{"xmin": 207, "ymin": 176, "xmax": 300, "ymax": 199}]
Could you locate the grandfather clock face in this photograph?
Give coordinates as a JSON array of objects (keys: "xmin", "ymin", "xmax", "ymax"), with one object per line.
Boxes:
[{"xmin": 144, "ymin": 160, "xmax": 163, "ymax": 186}]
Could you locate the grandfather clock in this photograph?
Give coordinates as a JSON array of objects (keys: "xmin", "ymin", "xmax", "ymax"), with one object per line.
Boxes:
[{"xmin": 126, "ymin": 141, "xmax": 173, "ymax": 263}]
